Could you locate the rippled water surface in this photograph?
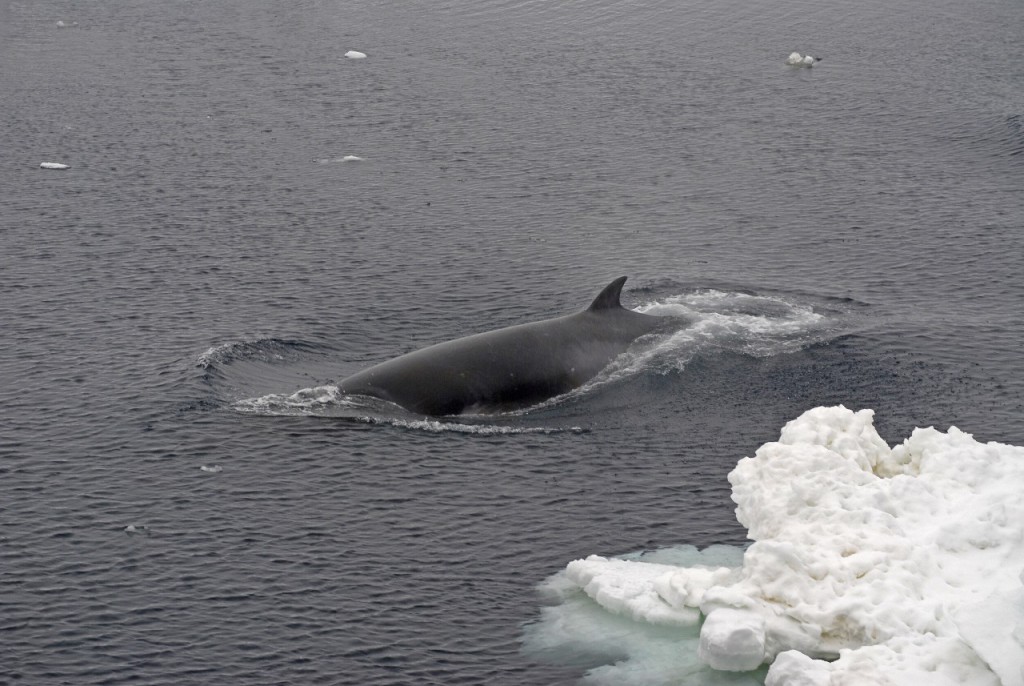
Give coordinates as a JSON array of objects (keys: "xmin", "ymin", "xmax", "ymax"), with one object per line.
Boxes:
[{"xmin": 2, "ymin": 0, "xmax": 1022, "ymax": 683}]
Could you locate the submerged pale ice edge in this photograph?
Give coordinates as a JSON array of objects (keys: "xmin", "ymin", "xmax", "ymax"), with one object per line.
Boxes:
[{"xmin": 524, "ymin": 407, "xmax": 1024, "ymax": 686}]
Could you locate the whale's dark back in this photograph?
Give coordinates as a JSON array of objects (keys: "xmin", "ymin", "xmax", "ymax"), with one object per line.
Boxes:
[{"xmin": 338, "ymin": 277, "xmax": 664, "ymax": 416}]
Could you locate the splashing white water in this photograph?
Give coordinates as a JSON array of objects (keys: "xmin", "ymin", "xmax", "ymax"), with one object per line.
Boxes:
[
  {"xmin": 233, "ymin": 385, "xmax": 356, "ymax": 415},
  {"xmin": 360, "ymin": 416, "xmax": 583, "ymax": 435},
  {"xmin": 543, "ymin": 289, "xmax": 834, "ymax": 405},
  {"xmin": 234, "ymin": 385, "xmax": 583, "ymax": 433},
  {"xmin": 638, "ymin": 290, "xmax": 829, "ymax": 359}
]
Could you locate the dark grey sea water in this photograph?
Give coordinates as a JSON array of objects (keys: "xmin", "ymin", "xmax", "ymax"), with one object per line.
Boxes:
[{"xmin": 2, "ymin": 0, "xmax": 1022, "ymax": 683}]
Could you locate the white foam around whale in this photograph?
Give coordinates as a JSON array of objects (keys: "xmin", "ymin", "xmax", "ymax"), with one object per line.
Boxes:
[
  {"xmin": 534, "ymin": 289, "xmax": 835, "ymax": 409},
  {"xmin": 233, "ymin": 385, "xmax": 583, "ymax": 434}
]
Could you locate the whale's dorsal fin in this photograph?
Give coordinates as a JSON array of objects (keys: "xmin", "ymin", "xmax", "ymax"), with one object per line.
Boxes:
[{"xmin": 587, "ymin": 276, "xmax": 628, "ymax": 311}]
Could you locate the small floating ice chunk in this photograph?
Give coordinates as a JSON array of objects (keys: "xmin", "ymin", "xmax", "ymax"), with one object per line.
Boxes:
[
  {"xmin": 40, "ymin": 162, "xmax": 69, "ymax": 170},
  {"xmin": 312, "ymin": 155, "xmax": 364, "ymax": 165},
  {"xmin": 200, "ymin": 464, "xmax": 223, "ymax": 473},
  {"xmin": 786, "ymin": 52, "xmax": 822, "ymax": 67},
  {"xmin": 344, "ymin": 50, "xmax": 367, "ymax": 59}
]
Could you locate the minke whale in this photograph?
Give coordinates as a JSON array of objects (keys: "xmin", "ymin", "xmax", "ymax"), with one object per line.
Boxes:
[{"xmin": 338, "ymin": 277, "xmax": 666, "ymax": 416}]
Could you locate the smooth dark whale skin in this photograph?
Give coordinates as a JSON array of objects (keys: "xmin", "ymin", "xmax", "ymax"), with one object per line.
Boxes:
[{"xmin": 338, "ymin": 277, "xmax": 665, "ymax": 416}]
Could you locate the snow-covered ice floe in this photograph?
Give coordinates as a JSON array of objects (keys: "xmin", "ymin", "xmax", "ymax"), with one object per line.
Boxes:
[
  {"xmin": 786, "ymin": 51, "xmax": 822, "ymax": 67},
  {"xmin": 524, "ymin": 406, "xmax": 1024, "ymax": 685},
  {"xmin": 313, "ymin": 155, "xmax": 364, "ymax": 164}
]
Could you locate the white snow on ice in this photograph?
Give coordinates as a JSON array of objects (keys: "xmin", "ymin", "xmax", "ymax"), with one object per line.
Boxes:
[
  {"xmin": 313, "ymin": 155, "xmax": 364, "ymax": 164},
  {"xmin": 786, "ymin": 52, "xmax": 821, "ymax": 67},
  {"xmin": 525, "ymin": 406, "xmax": 1024, "ymax": 685}
]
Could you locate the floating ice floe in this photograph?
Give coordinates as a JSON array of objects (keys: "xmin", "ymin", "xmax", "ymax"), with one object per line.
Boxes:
[
  {"xmin": 40, "ymin": 162, "xmax": 69, "ymax": 170},
  {"xmin": 344, "ymin": 50, "xmax": 367, "ymax": 59},
  {"xmin": 312, "ymin": 155, "xmax": 364, "ymax": 165},
  {"xmin": 527, "ymin": 406, "xmax": 1024, "ymax": 685},
  {"xmin": 786, "ymin": 52, "xmax": 822, "ymax": 67}
]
